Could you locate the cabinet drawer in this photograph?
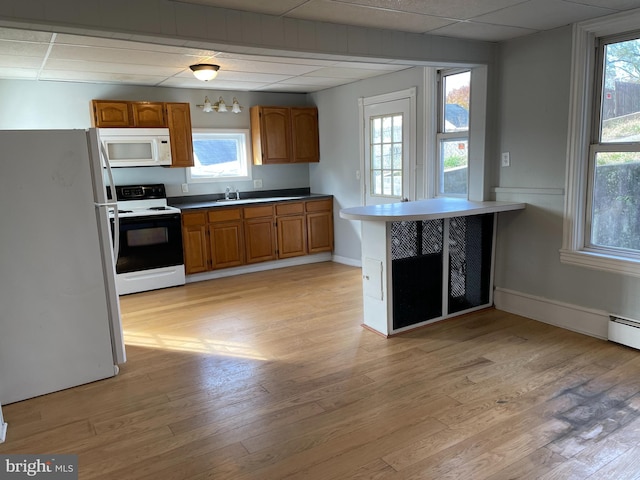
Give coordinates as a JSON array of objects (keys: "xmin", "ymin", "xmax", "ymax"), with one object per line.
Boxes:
[
  {"xmin": 182, "ymin": 212, "xmax": 206, "ymax": 226},
  {"xmin": 244, "ymin": 205, "xmax": 274, "ymax": 219},
  {"xmin": 306, "ymin": 198, "xmax": 332, "ymax": 213},
  {"xmin": 208, "ymin": 208, "xmax": 242, "ymax": 223},
  {"xmin": 276, "ymin": 202, "xmax": 304, "ymax": 216}
]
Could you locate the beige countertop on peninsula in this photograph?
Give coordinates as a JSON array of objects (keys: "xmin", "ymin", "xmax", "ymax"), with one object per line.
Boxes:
[{"xmin": 340, "ymin": 198, "xmax": 525, "ymax": 222}]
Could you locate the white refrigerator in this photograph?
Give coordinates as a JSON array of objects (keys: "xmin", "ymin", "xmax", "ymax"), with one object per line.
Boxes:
[{"xmin": 0, "ymin": 128, "xmax": 126, "ymax": 406}]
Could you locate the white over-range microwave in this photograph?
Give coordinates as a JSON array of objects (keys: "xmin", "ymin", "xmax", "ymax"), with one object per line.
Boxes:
[{"xmin": 98, "ymin": 128, "xmax": 172, "ymax": 167}]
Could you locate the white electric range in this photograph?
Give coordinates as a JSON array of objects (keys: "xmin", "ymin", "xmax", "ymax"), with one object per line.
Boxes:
[{"xmin": 109, "ymin": 184, "xmax": 185, "ymax": 295}]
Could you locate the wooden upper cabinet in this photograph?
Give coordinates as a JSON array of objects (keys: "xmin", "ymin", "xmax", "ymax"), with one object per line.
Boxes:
[
  {"xmin": 250, "ymin": 106, "xmax": 319, "ymax": 165},
  {"xmin": 165, "ymin": 103, "xmax": 194, "ymax": 168},
  {"xmin": 131, "ymin": 102, "xmax": 165, "ymax": 127},
  {"xmin": 92, "ymin": 101, "xmax": 130, "ymax": 127},
  {"xmin": 91, "ymin": 99, "xmax": 195, "ymax": 168},
  {"xmin": 291, "ymin": 108, "xmax": 319, "ymax": 163}
]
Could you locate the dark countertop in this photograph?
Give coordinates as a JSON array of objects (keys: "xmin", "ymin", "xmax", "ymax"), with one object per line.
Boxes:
[{"xmin": 169, "ymin": 189, "xmax": 332, "ymax": 211}]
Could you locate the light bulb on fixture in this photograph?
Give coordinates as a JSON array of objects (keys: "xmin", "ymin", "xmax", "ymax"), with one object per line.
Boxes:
[
  {"xmin": 196, "ymin": 96, "xmax": 214, "ymax": 113},
  {"xmin": 214, "ymin": 97, "xmax": 228, "ymax": 113},
  {"xmin": 231, "ymin": 97, "xmax": 243, "ymax": 114},
  {"xmin": 189, "ymin": 64, "xmax": 220, "ymax": 81}
]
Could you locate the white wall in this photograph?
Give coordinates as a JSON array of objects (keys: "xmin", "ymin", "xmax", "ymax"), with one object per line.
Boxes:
[
  {"xmin": 493, "ymin": 26, "xmax": 640, "ymax": 322},
  {"xmin": 0, "ymin": 79, "xmax": 311, "ymax": 198},
  {"xmin": 310, "ymin": 67, "xmax": 431, "ymax": 262}
]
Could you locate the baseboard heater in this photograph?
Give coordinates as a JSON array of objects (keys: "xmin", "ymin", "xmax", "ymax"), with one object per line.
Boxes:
[{"xmin": 608, "ymin": 315, "xmax": 640, "ymax": 350}]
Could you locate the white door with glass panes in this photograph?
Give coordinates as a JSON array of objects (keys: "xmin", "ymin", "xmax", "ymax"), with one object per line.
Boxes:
[{"xmin": 363, "ymin": 97, "xmax": 413, "ymax": 205}]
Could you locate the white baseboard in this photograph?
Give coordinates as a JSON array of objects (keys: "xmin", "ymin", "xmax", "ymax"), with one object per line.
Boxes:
[
  {"xmin": 186, "ymin": 253, "xmax": 332, "ymax": 283},
  {"xmin": 332, "ymin": 255, "xmax": 362, "ymax": 267},
  {"xmin": 494, "ymin": 287, "xmax": 609, "ymax": 340}
]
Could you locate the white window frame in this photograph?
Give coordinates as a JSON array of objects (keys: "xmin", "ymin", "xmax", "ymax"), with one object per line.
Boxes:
[
  {"xmin": 563, "ymin": 9, "xmax": 640, "ymax": 278},
  {"xmin": 186, "ymin": 128, "xmax": 252, "ymax": 183},
  {"xmin": 437, "ymin": 68, "xmax": 471, "ymax": 198}
]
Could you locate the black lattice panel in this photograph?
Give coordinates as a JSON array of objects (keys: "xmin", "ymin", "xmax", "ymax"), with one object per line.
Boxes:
[
  {"xmin": 391, "ymin": 221, "xmax": 418, "ymax": 260},
  {"xmin": 391, "ymin": 219, "xmax": 444, "ymax": 329},
  {"xmin": 448, "ymin": 214, "xmax": 494, "ymax": 314}
]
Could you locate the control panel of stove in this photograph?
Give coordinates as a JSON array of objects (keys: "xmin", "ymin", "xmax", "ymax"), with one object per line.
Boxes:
[{"xmin": 109, "ymin": 184, "xmax": 168, "ymax": 201}]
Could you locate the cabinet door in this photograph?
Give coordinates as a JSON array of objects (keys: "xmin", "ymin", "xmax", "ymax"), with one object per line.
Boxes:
[
  {"xmin": 209, "ymin": 221, "xmax": 244, "ymax": 269},
  {"xmin": 307, "ymin": 211, "xmax": 333, "ymax": 253},
  {"xmin": 132, "ymin": 102, "xmax": 166, "ymax": 127},
  {"xmin": 256, "ymin": 107, "xmax": 291, "ymax": 164},
  {"xmin": 92, "ymin": 101, "xmax": 130, "ymax": 127},
  {"xmin": 183, "ymin": 224, "xmax": 209, "ymax": 274},
  {"xmin": 291, "ymin": 107, "xmax": 319, "ymax": 163},
  {"xmin": 165, "ymin": 103, "xmax": 194, "ymax": 168},
  {"xmin": 277, "ymin": 215, "xmax": 307, "ymax": 258},
  {"xmin": 244, "ymin": 217, "xmax": 276, "ymax": 263}
]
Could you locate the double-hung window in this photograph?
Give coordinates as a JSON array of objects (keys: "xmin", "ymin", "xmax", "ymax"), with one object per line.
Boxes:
[
  {"xmin": 437, "ymin": 70, "xmax": 470, "ymax": 197},
  {"xmin": 588, "ymin": 33, "xmax": 640, "ymax": 257},
  {"xmin": 187, "ymin": 129, "xmax": 251, "ymax": 183},
  {"xmin": 564, "ymin": 11, "xmax": 640, "ymax": 276}
]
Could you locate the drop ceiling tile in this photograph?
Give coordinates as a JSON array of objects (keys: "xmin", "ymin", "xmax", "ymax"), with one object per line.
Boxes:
[
  {"xmin": 217, "ymin": 52, "xmax": 335, "ymax": 67},
  {"xmin": 0, "ymin": 54, "xmax": 43, "ymax": 68},
  {"xmin": 0, "ymin": 67, "xmax": 39, "ymax": 79},
  {"xmin": 48, "ymin": 44, "xmax": 209, "ymax": 68},
  {"xmin": 39, "ymin": 70, "xmax": 166, "ymax": 84},
  {"xmin": 304, "ymin": 66, "xmax": 392, "ymax": 78},
  {"xmin": 280, "ymin": 75, "xmax": 346, "ymax": 86},
  {"xmin": 334, "ymin": 0, "xmax": 529, "ymax": 21},
  {"xmin": 0, "ymin": 40, "xmax": 50, "ymax": 57},
  {"xmin": 213, "ymin": 58, "xmax": 323, "ymax": 75},
  {"xmin": 473, "ymin": 0, "xmax": 615, "ymax": 30},
  {"xmin": 431, "ymin": 21, "xmax": 537, "ymax": 42},
  {"xmin": 565, "ymin": 0, "xmax": 640, "ymax": 9},
  {"xmin": 286, "ymin": 0, "xmax": 455, "ymax": 34},
  {"xmin": 44, "ymin": 58, "xmax": 183, "ymax": 76},
  {"xmin": 54, "ymin": 33, "xmax": 212, "ymax": 55}
]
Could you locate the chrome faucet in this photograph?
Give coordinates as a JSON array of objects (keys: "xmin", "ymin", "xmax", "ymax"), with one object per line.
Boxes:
[
  {"xmin": 235, "ymin": 188, "xmax": 240, "ymax": 200},
  {"xmin": 225, "ymin": 186, "xmax": 231, "ymax": 200}
]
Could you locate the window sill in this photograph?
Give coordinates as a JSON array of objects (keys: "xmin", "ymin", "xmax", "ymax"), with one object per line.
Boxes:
[{"xmin": 559, "ymin": 248, "xmax": 640, "ymax": 278}]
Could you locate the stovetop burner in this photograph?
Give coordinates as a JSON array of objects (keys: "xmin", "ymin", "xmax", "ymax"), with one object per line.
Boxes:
[{"xmin": 149, "ymin": 206, "xmax": 168, "ymax": 211}]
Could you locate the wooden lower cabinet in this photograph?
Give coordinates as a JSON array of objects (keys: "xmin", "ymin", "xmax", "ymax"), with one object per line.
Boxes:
[
  {"xmin": 182, "ymin": 213, "xmax": 209, "ymax": 274},
  {"xmin": 306, "ymin": 199, "xmax": 334, "ymax": 253},
  {"xmin": 243, "ymin": 205, "xmax": 276, "ymax": 264},
  {"xmin": 181, "ymin": 197, "xmax": 333, "ymax": 275},
  {"xmin": 276, "ymin": 202, "xmax": 306, "ymax": 259},
  {"xmin": 209, "ymin": 221, "xmax": 244, "ymax": 268}
]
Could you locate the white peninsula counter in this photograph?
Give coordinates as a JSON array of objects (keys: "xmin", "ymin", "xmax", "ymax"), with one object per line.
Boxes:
[{"xmin": 340, "ymin": 198, "xmax": 525, "ymax": 336}]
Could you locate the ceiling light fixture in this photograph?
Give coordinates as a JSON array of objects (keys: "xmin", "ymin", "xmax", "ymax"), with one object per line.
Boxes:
[{"xmin": 189, "ymin": 64, "xmax": 220, "ymax": 81}]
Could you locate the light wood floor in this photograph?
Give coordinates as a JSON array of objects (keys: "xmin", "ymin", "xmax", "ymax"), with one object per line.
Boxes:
[{"xmin": 2, "ymin": 262, "xmax": 640, "ymax": 479}]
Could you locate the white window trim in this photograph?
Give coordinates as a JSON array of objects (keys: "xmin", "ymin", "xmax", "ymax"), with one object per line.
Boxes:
[
  {"xmin": 437, "ymin": 69, "xmax": 471, "ymax": 198},
  {"xmin": 186, "ymin": 128, "xmax": 252, "ymax": 184},
  {"xmin": 358, "ymin": 87, "xmax": 417, "ymax": 205},
  {"xmin": 563, "ymin": 8, "xmax": 640, "ymax": 278}
]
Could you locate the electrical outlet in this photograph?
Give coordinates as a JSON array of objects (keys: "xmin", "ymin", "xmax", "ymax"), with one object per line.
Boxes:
[
  {"xmin": 181, "ymin": 183, "xmax": 189, "ymax": 193},
  {"xmin": 253, "ymin": 179, "xmax": 263, "ymax": 188},
  {"xmin": 501, "ymin": 152, "xmax": 510, "ymax": 167}
]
